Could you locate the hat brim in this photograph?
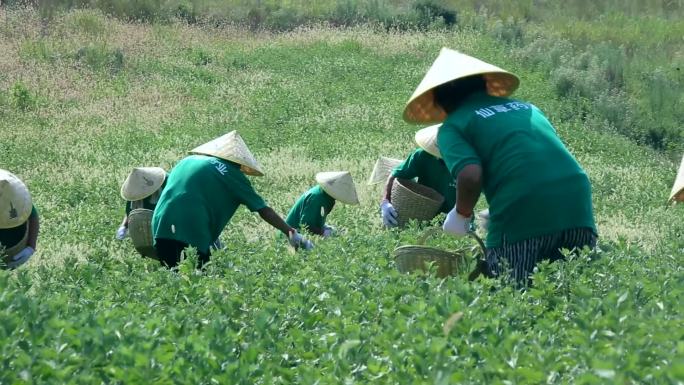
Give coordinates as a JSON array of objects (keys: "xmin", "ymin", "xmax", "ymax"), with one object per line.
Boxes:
[
  {"xmin": 316, "ymin": 172, "xmax": 360, "ymax": 205},
  {"xmin": 404, "ymin": 72, "xmax": 520, "ymax": 124},
  {"xmin": 120, "ymin": 167, "xmax": 167, "ymax": 201}
]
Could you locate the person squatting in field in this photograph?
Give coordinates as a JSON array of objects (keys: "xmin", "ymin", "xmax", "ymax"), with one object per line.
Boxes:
[
  {"xmin": 404, "ymin": 47, "xmax": 597, "ymax": 285},
  {"xmin": 0, "ymin": 169, "xmax": 40, "ymax": 269},
  {"xmin": 116, "ymin": 167, "xmax": 168, "ymax": 240},
  {"xmin": 151, "ymin": 130, "xmax": 313, "ymax": 268},
  {"xmin": 379, "ymin": 124, "xmax": 456, "ymax": 228},
  {"xmin": 286, "ymin": 171, "xmax": 359, "ymax": 237}
]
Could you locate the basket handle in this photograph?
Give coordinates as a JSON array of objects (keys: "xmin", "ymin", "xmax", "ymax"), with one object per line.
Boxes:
[
  {"xmin": 416, "ymin": 227, "xmax": 486, "ymax": 254},
  {"xmin": 416, "ymin": 227, "xmax": 444, "ymax": 245}
]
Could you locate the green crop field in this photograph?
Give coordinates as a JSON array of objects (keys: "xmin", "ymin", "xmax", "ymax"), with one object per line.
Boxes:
[{"xmin": 0, "ymin": 2, "xmax": 682, "ymax": 384}]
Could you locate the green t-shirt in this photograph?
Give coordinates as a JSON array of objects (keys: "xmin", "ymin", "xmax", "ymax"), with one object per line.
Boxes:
[
  {"xmin": 125, "ymin": 177, "xmax": 168, "ymax": 215},
  {"xmin": 437, "ymin": 92, "xmax": 596, "ymax": 247},
  {"xmin": 0, "ymin": 206, "xmax": 38, "ymax": 249},
  {"xmin": 392, "ymin": 148, "xmax": 455, "ymax": 213},
  {"xmin": 152, "ymin": 155, "xmax": 267, "ymax": 254},
  {"xmin": 286, "ymin": 185, "xmax": 335, "ymax": 232}
]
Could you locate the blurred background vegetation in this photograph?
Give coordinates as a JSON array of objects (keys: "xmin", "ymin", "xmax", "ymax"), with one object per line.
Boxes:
[{"xmin": 2, "ymin": 0, "xmax": 683, "ymax": 155}]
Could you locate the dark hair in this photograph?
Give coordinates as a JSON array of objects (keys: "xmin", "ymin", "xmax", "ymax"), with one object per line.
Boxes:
[{"xmin": 432, "ymin": 75, "xmax": 487, "ymax": 114}]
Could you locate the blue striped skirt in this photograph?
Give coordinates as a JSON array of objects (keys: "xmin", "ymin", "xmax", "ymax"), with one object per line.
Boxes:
[{"xmin": 485, "ymin": 227, "xmax": 597, "ymax": 285}]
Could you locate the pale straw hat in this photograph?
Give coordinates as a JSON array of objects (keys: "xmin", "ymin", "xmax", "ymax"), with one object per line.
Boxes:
[
  {"xmin": 120, "ymin": 167, "xmax": 166, "ymax": 201},
  {"xmin": 0, "ymin": 169, "xmax": 32, "ymax": 229},
  {"xmin": 367, "ymin": 156, "xmax": 403, "ymax": 185},
  {"xmin": 316, "ymin": 171, "xmax": 359, "ymax": 205},
  {"xmin": 404, "ymin": 47, "xmax": 520, "ymax": 124},
  {"xmin": 190, "ymin": 131, "xmax": 264, "ymax": 176},
  {"xmin": 669, "ymin": 155, "xmax": 684, "ymax": 203},
  {"xmin": 415, "ymin": 124, "xmax": 442, "ymax": 159}
]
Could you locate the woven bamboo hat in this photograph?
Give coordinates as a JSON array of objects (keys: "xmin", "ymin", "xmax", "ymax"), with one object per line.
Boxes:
[
  {"xmin": 190, "ymin": 131, "xmax": 264, "ymax": 176},
  {"xmin": 403, "ymin": 47, "xmax": 520, "ymax": 124},
  {"xmin": 0, "ymin": 169, "xmax": 32, "ymax": 229},
  {"xmin": 367, "ymin": 156, "xmax": 403, "ymax": 185},
  {"xmin": 415, "ymin": 124, "xmax": 442, "ymax": 158},
  {"xmin": 669, "ymin": 155, "xmax": 684, "ymax": 203},
  {"xmin": 120, "ymin": 167, "xmax": 166, "ymax": 201},
  {"xmin": 316, "ymin": 171, "xmax": 359, "ymax": 205}
]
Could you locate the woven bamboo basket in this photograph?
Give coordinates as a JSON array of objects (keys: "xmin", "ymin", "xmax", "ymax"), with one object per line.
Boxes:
[
  {"xmin": 128, "ymin": 208, "xmax": 157, "ymax": 259},
  {"xmin": 394, "ymin": 228, "xmax": 485, "ymax": 278},
  {"xmin": 0, "ymin": 226, "xmax": 28, "ymax": 268},
  {"xmin": 390, "ymin": 179, "xmax": 444, "ymax": 227}
]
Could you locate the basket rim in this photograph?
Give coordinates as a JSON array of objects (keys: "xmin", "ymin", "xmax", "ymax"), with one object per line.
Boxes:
[{"xmin": 394, "ymin": 178, "xmax": 444, "ymax": 204}]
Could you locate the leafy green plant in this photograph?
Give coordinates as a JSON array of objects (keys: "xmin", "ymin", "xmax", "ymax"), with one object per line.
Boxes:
[
  {"xmin": 10, "ymin": 82, "xmax": 36, "ymax": 111},
  {"xmin": 0, "ymin": 6, "xmax": 682, "ymax": 384}
]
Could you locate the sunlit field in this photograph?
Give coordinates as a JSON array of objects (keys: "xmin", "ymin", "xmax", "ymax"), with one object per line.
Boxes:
[{"xmin": 0, "ymin": 3, "xmax": 682, "ymax": 384}]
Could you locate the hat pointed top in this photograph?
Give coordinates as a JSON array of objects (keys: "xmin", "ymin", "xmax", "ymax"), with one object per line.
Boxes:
[
  {"xmin": 316, "ymin": 171, "xmax": 359, "ymax": 205},
  {"xmin": 404, "ymin": 47, "xmax": 520, "ymax": 124},
  {"xmin": 669, "ymin": 154, "xmax": 684, "ymax": 203},
  {"xmin": 120, "ymin": 167, "xmax": 166, "ymax": 201},
  {"xmin": 191, "ymin": 131, "xmax": 264, "ymax": 176}
]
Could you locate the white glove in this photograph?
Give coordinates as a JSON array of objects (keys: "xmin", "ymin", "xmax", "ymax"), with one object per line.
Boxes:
[
  {"xmin": 322, "ymin": 225, "xmax": 334, "ymax": 238},
  {"xmin": 380, "ymin": 200, "xmax": 398, "ymax": 228},
  {"xmin": 289, "ymin": 231, "xmax": 314, "ymax": 250},
  {"xmin": 477, "ymin": 209, "xmax": 490, "ymax": 231},
  {"xmin": 443, "ymin": 208, "xmax": 472, "ymax": 237},
  {"xmin": 8, "ymin": 246, "xmax": 34, "ymax": 269},
  {"xmin": 116, "ymin": 226, "xmax": 128, "ymax": 240}
]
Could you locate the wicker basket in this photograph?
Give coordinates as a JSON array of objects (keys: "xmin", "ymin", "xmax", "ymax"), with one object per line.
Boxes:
[
  {"xmin": 394, "ymin": 228, "xmax": 485, "ymax": 278},
  {"xmin": 0, "ymin": 226, "xmax": 28, "ymax": 267},
  {"xmin": 128, "ymin": 208, "xmax": 157, "ymax": 259},
  {"xmin": 391, "ymin": 178, "xmax": 444, "ymax": 227}
]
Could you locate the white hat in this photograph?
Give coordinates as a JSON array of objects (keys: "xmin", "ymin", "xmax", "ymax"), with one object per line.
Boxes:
[
  {"xmin": 190, "ymin": 131, "xmax": 264, "ymax": 176},
  {"xmin": 669, "ymin": 155, "xmax": 684, "ymax": 203},
  {"xmin": 316, "ymin": 171, "xmax": 359, "ymax": 205},
  {"xmin": 120, "ymin": 167, "xmax": 167, "ymax": 201},
  {"xmin": 415, "ymin": 124, "xmax": 442, "ymax": 159},
  {"xmin": 0, "ymin": 169, "xmax": 32, "ymax": 229},
  {"xmin": 404, "ymin": 47, "xmax": 520, "ymax": 124},
  {"xmin": 367, "ymin": 156, "xmax": 403, "ymax": 185}
]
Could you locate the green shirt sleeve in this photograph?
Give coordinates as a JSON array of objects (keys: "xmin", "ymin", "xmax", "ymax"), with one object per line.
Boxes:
[
  {"xmin": 392, "ymin": 149, "xmax": 423, "ymax": 179},
  {"xmin": 437, "ymin": 122, "xmax": 481, "ymax": 178},
  {"xmin": 229, "ymin": 172, "xmax": 267, "ymax": 212},
  {"xmin": 30, "ymin": 205, "xmax": 38, "ymax": 218}
]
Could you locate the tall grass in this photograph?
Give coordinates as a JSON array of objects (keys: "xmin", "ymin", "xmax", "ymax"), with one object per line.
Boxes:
[
  {"xmin": 0, "ymin": 8, "xmax": 682, "ymax": 383},
  {"xmin": 3, "ymin": 0, "xmax": 682, "ymax": 154}
]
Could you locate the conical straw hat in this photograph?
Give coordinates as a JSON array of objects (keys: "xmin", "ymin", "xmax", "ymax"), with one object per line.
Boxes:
[
  {"xmin": 669, "ymin": 155, "xmax": 684, "ymax": 203},
  {"xmin": 120, "ymin": 167, "xmax": 166, "ymax": 201},
  {"xmin": 415, "ymin": 124, "xmax": 442, "ymax": 159},
  {"xmin": 404, "ymin": 47, "xmax": 520, "ymax": 124},
  {"xmin": 0, "ymin": 169, "xmax": 32, "ymax": 229},
  {"xmin": 367, "ymin": 156, "xmax": 403, "ymax": 185},
  {"xmin": 190, "ymin": 131, "xmax": 264, "ymax": 176},
  {"xmin": 316, "ymin": 171, "xmax": 359, "ymax": 205}
]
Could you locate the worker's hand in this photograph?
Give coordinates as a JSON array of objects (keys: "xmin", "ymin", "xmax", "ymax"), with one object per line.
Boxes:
[
  {"xmin": 477, "ymin": 209, "xmax": 490, "ymax": 231},
  {"xmin": 116, "ymin": 226, "xmax": 128, "ymax": 240},
  {"xmin": 289, "ymin": 231, "xmax": 314, "ymax": 250},
  {"xmin": 380, "ymin": 200, "xmax": 398, "ymax": 228},
  {"xmin": 443, "ymin": 208, "xmax": 472, "ymax": 237},
  {"xmin": 7, "ymin": 246, "xmax": 34, "ymax": 269},
  {"xmin": 322, "ymin": 225, "xmax": 335, "ymax": 238}
]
